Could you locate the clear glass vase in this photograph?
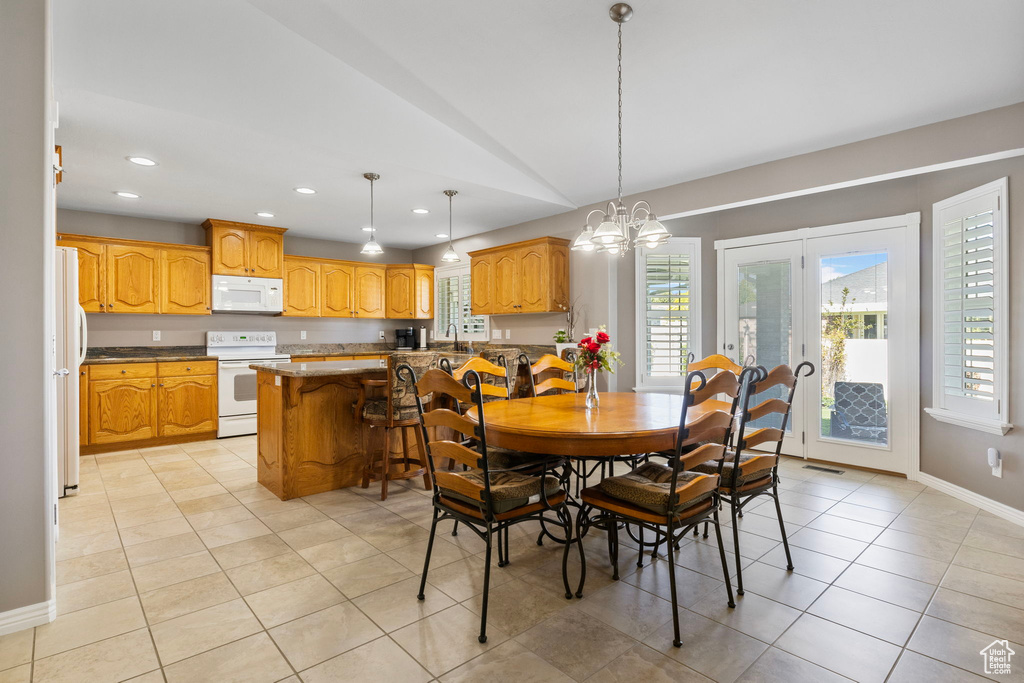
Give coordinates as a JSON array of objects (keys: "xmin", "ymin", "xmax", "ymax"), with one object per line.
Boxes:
[{"xmin": 585, "ymin": 370, "xmax": 600, "ymax": 410}]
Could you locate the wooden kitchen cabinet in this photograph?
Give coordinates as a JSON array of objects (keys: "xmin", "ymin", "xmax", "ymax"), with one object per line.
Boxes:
[
  {"xmin": 58, "ymin": 237, "xmax": 105, "ymax": 312},
  {"xmin": 283, "ymin": 256, "xmax": 321, "ymax": 317},
  {"xmin": 158, "ymin": 375, "xmax": 217, "ymax": 436},
  {"xmin": 385, "ymin": 264, "xmax": 434, "ymax": 319},
  {"xmin": 161, "ymin": 247, "xmax": 211, "ymax": 314},
  {"xmin": 106, "ymin": 244, "xmax": 160, "ymax": 313},
  {"xmin": 203, "ymin": 219, "xmax": 287, "ymax": 278},
  {"xmin": 468, "ymin": 237, "xmax": 570, "ymax": 315},
  {"xmin": 322, "ymin": 262, "xmax": 355, "ymax": 317},
  {"xmin": 354, "ymin": 265, "xmax": 386, "ymax": 318},
  {"xmin": 89, "ymin": 377, "xmax": 158, "ymax": 444}
]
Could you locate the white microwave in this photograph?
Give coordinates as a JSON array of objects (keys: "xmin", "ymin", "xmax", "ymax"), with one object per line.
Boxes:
[{"xmin": 211, "ymin": 274, "xmax": 283, "ymax": 314}]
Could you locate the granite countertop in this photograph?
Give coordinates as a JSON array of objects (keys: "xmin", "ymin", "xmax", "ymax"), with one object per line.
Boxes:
[
  {"xmin": 84, "ymin": 346, "xmax": 216, "ymax": 365},
  {"xmin": 250, "ymin": 360, "xmax": 388, "ymax": 378}
]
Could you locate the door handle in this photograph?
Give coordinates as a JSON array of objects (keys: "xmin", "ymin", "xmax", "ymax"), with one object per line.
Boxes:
[
  {"xmin": 53, "ymin": 368, "xmax": 70, "ymax": 377},
  {"xmin": 726, "ymin": 343, "xmax": 735, "ymax": 350}
]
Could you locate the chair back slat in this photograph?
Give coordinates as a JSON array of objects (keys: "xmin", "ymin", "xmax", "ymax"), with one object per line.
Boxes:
[
  {"xmin": 679, "ymin": 443, "xmax": 727, "ymax": 471},
  {"xmin": 673, "ymin": 473, "xmax": 719, "ymax": 503},
  {"xmin": 534, "ymin": 377, "xmax": 577, "ymax": 395},
  {"xmin": 531, "ymin": 353, "xmax": 573, "ymax": 374},
  {"xmin": 746, "ymin": 397, "xmax": 790, "ymax": 421},
  {"xmin": 477, "ymin": 383, "xmax": 510, "ymax": 398},
  {"xmin": 422, "ymin": 408, "xmax": 478, "ymax": 439},
  {"xmin": 740, "ymin": 427, "xmax": 785, "ymax": 450},
  {"xmin": 680, "ymin": 409, "xmax": 732, "ymax": 448},
  {"xmin": 689, "ymin": 353, "xmax": 744, "ymax": 375},
  {"xmin": 429, "ymin": 440, "xmax": 484, "ymax": 470},
  {"xmin": 751, "ymin": 364, "xmax": 797, "ymax": 394},
  {"xmin": 452, "ymin": 356, "xmax": 507, "ymax": 381},
  {"xmin": 416, "ymin": 369, "xmax": 474, "ymax": 404},
  {"xmin": 690, "ymin": 370, "xmax": 740, "ymax": 405},
  {"xmin": 433, "ymin": 470, "xmax": 484, "ymax": 501}
]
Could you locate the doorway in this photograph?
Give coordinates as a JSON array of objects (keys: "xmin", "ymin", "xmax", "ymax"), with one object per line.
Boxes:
[{"xmin": 716, "ymin": 214, "xmax": 920, "ymax": 474}]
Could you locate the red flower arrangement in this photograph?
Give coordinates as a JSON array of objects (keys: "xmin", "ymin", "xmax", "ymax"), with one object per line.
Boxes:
[{"xmin": 574, "ymin": 325, "xmax": 622, "ymax": 374}]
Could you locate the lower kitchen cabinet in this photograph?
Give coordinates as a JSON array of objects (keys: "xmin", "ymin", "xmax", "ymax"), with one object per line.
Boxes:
[
  {"xmin": 89, "ymin": 377, "xmax": 159, "ymax": 444},
  {"xmin": 158, "ymin": 375, "xmax": 217, "ymax": 435}
]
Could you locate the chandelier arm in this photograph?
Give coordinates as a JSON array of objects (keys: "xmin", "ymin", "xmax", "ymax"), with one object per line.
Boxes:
[{"xmin": 585, "ymin": 208, "xmax": 606, "ymax": 227}]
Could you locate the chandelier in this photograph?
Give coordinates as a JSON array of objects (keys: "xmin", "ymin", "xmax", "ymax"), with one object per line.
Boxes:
[
  {"xmin": 441, "ymin": 190, "xmax": 460, "ymax": 263},
  {"xmin": 360, "ymin": 172, "xmax": 383, "ymax": 255},
  {"xmin": 572, "ymin": 3, "xmax": 669, "ymax": 256}
]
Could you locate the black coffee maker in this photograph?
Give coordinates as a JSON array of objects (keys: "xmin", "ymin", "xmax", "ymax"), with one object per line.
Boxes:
[{"xmin": 395, "ymin": 327, "xmax": 418, "ymax": 350}]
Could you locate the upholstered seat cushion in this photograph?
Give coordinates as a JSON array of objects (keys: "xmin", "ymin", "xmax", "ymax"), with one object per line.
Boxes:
[
  {"xmin": 599, "ymin": 462, "xmax": 716, "ymax": 514},
  {"xmin": 361, "ymin": 398, "xmax": 419, "ymax": 422},
  {"xmin": 692, "ymin": 453, "xmax": 775, "ymax": 488},
  {"xmin": 486, "ymin": 447, "xmax": 560, "ymax": 472},
  {"xmin": 441, "ymin": 470, "xmax": 561, "ymax": 514}
]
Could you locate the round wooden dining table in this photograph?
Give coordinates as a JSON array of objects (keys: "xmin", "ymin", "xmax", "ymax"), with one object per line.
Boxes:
[{"xmin": 474, "ymin": 391, "xmax": 713, "ymax": 458}]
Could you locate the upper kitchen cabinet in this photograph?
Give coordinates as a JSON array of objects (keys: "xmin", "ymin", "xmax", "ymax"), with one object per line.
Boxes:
[
  {"xmin": 203, "ymin": 219, "xmax": 287, "ymax": 278},
  {"xmin": 105, "ymin": 244, "xmax": 160, "ymax": 313},
  {"xmin": 354, "ymin": 264, "xmax": 386, "ymax": 318},
  {"xmin": 385, "ymin": 264, "xmax": 434, "ymax": 319},
  {"xmin": 468, "ymin": 236, "xmax": 570, "ymax": 315},
  {"xmin": 160, "ymin": 246, "xmax": 211, "ymax": 314},
  {"xmin": 321, "ymin": 262, "xmax": 355, "ymax": 317},
  {"xmin": 283, "ymin": 256, "xmax": 321, "ymax": 317},
  {"xmin": 57, "ymin": 236, "xmax": 105, "ymax": 312}
]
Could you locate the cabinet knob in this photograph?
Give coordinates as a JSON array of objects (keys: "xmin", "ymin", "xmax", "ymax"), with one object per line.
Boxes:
[
  {"xmin": 121, "ymin": 369, "xmax": 126, "ymax": 374},
  {"xmin": 151, "ymin": 383, "xmax": 156, "ymax": 387},
  {"xmin": 186, "ymin": 367, "xmax": 191, "ymax": 371},
  {"xmin": 109, "ymin": 303, "xmax": 114, "ymax": 308},
  {"xmin": 159, "ymin": 383, "xmax": 164, "ymax": 387},
  {"xmin": 99, "ymin": 303, "xmax": 104, "ymax": 308}
]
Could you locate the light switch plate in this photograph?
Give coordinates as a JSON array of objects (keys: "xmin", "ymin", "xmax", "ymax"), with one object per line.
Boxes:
[
  {"xmin": 492, "ymin": 329, "xmax": 502, "ymax": 340},
  {"xmin": 152, "ymin": 330, "xmax": 161, "ymax": 341},
  {"xmin": 300, "ymin": 330, "xmax": 307, "ymax": 340}
]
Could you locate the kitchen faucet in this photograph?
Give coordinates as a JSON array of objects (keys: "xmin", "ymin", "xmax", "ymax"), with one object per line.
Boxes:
[{"xmin": 445, "ymin": 323, "xmax": 464, "ymax": 352}]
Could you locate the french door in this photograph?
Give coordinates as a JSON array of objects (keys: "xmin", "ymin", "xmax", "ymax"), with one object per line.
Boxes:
[{"xmin": 717, "ymin": 215, "xmax": 919, "ymax": 474}]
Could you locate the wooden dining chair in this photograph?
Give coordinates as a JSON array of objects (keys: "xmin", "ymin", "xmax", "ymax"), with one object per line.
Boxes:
[
  {"xmin": 517, "ymin": 353, "xmax": 577, "ymax": 397},
  {"xmin": 450, "ymin": 356, "xmax": 512, "ymax": 401},
  {"xmin": 353, "ymin": 352, "xmax": 439, "ymax": 500},
  {"xmin": 406, "ymin": 365, "xmax": 573, "ymax": 643},
  {"xmin": 692, "ymin": 361, "xmax": 814, "ymax": 595},
  {"xmin": 574, "ymin": 368, "xmax": 737, "ymax": 648}
]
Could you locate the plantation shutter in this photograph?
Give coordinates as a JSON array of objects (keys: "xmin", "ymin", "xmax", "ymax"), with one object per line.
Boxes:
[
  {"xmin": 435, "ymin": 266, "xmax": 487, "ymax": 338},
  {"xmin": 637, "ymin": 239, "xmax": 700, "ymax": 388},
  {"xmin": 436, "ymin": 274, "xmax": 460, "ymax": 335}
]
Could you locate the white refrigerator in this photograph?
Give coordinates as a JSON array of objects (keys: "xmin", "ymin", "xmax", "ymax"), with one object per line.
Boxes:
[{"xmin": 55, "ymin": 246, "xmax": 86, "ymax": 497}]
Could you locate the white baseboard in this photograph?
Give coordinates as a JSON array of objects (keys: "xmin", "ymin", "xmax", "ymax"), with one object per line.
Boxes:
[
  {"xmin": 915, "ymin": 472, "xmax": 1024, "ymax": 529},
  {"xmin": 0, "ymin": 598, "xmax": 55, "ymax": 637}
]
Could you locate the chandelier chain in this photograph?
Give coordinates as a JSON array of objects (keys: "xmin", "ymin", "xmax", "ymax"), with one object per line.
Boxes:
[{"xmin": 617, "ymin": 21, "xmax": 623, "ymax": 204}]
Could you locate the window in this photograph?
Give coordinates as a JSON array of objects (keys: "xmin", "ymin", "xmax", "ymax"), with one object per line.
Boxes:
[
  {"xmin": 634, "ymin": 237, "xmax": 701, "ymax": 391},
  {"xmin": 925, "ymin": 178, "xmax": 1011, "ymax": 435},
  {"xmin": 434, "ymin": 264, "xmax": 489, "ymax": 342}
]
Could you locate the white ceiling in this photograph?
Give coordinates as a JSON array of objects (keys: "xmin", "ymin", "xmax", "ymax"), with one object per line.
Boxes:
[{"xmin": 53, "ymin": 0, "xmax": 1024, "ymax": 248}]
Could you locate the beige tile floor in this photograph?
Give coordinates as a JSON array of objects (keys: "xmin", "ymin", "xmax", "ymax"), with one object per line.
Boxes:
[{"xmin": 2, "ymin": 437, "xmax": 1024, "ymax": 682}]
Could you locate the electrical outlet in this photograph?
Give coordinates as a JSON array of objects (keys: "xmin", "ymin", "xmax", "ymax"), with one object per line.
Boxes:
[
  {"xmin": 379, "ymin": 331, "xmax": 386, "ymax": 340},
  {"xmin": 505, "ymin": 329, "xmax": 511, "ymax": 339},
  {"xmin": 300, "ymin": 330, "xmax": 307, "ymax": 340},
  {"xmin": 152, "ymin": 330, "xmax": 161, "ymax": 342},
  {"xmin": 429, "ymin": 330, "xmax": 434, "ymax": 339},
  {"xmin": 492, "ymin": 329, "xmax": 502, "ymax": 340},
  {"xmin": 989, "ymin": 447, "xmax": 1003, "ymax": 478}
]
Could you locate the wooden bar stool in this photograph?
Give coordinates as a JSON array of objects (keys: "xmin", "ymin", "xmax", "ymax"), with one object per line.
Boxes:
[{"xmin": 355, "ymin": 352, "xmax": 438, "ymax": 500}]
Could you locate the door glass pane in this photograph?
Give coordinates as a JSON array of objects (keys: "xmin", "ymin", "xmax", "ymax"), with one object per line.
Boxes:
[
  {"xmin": 819, "ymin": 252, "xmax": 888, "ymax": 445},
  {"xmin": 737, "ymin": 260, "xmax": 791, "ymax": 430}
]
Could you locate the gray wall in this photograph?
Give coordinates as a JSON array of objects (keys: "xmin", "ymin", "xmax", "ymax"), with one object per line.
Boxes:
[
  {"xmin": 57, "ymin": 209, "xmax": 421, "ymax": 347},
  {"xmin": 1, "ymin": 0, "xmax": 54, "ymax": 616}
]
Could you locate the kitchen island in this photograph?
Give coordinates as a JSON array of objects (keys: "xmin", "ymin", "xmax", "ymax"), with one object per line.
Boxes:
[{"xmin": 251, "ymin": 360, "xmax": 390, "ymax": 500}]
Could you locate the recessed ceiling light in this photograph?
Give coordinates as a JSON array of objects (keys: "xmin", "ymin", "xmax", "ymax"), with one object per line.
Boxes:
[
  {"xmin": 255, "ymin": 212, "xmax": 275, "ymax": 218},
  {"xmin": 294, "ymin": 187, "xmax": 316, "ymax": 194},
  {"xmin": 361, "ymin": 226, "xmax": 376, "ymax": 232},
  {"xmin": 126, "ymin": 156, "xmax": 157, "ymax": 166},
  {"xmin": 412, "ymin": 208, "xmax": 430, "ymax": 215},
  {"xmin": 435, "ymin": 233, "xmax": 448, "ymax": 239},
  {"xmin": 114, "ymin": 191, "xmax": 140, "ymax": 199}
]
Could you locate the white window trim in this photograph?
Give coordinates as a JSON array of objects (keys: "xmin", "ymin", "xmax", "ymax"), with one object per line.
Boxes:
[
  {"xmin": 924, "ymin": 177, "xmax": 1012, "ymax": 435},
  {"xmin": 634, "ymin": 237, "xmax": 701, "ymax": 393},
  {"xmin": 433, "ymin": 264, "xmax": 490, "ymax": 343}
]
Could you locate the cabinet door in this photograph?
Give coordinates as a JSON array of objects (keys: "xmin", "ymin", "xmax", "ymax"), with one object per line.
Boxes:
[
  {"xmin": 413, "ymin": 267, "xmax": 434, "ymax": 319},
  {"xmin": 210, "ymin": 226, "xmax": 249, "ymax": 276},
  {"xmin": 385, "ymin": 267, "xmax": 414, "ymax": 319},
  {"xmin": 60, "ymin": 239, "xmax": 105, "ymax": 312},
  {"xmin": 106, "ymin": 245, "xmax": 159, "ymax": 313},
  {"xmin": 355, "ymin": 265, "xmax": 386, "ymax": 318},
  {"xmin": 283, "ymin": 258, "xmax": 320, "ymax": 316},
  {"xmin": 492, "ymin": 250, "xmax": 519, "ymax": 314},
  {"xmin": 470, "ymin": 255, "xmax": 493, "ymax": 315},
  {"xmin": 158, "ymin": 375, "xmax": 217, "ymax": 436},
  {"xmin": 248, "ymin": 231, "xmax": 284, "ymax": 278},
  {"xmin": 79, "ymin": 368, "xmax": 89, "ymax": 446},
  {"xmin": 321, "ymin": 263, "xmax": 354, "ymax": 317},
  {"xmin": 517, "ymin": 244, "xmax": 548, "ymax": 312},
  {"xmin": 549, "ymin": 244, "xmax": 570, "ymax": 312},
  {"xmin": 161, "ymin": 248, "xmax": 211, "ymax": 314},
  {"xmin": 89, "ymin": 378, "xmax": 158, "ymax": 444}
]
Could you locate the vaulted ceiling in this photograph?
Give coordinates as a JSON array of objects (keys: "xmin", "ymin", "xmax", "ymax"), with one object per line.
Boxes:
[{"xmin": 53, "ymin": 0, "xmax": 1024, "ymax": 247}]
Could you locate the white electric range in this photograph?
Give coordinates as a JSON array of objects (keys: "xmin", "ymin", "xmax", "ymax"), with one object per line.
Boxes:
[{"xmin": 206, "ymin": 331, "xmax": 290, "ymax": 437}]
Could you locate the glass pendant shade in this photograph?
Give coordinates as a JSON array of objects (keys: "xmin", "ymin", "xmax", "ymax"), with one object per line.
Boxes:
[
  {"xmin": 571, "ymin": 226, "xmax": 596, "ymax": 251},
  {"xmin": 635, "ymin": 216, "xmax": 670, "ymax": 245},
  {"xmin": 592, "ymin": 215, "xmax": 626, "ymax": 244},
  {"xmin": 441, "ymin": 244, "xmax": 460, "ymax": 262},
  {"xmin": 360, "ymin": 236, "xmax": 383, "ymax": 255}
]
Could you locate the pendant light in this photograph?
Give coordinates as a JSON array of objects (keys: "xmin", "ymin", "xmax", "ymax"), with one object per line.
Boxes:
[
  {"xmin": 441, "ymin": 190, "xmax": 460, "ymax": 263},
  {"xmin": 571, "ymin": 3, "xmax": 671, "ymax": 257},
  {"xmin": 360, "ymin": 172, "xmax": 384, "ymax": 256}
]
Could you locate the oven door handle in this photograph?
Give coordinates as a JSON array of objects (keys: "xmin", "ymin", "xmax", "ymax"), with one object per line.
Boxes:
[{"xmin": 218, "ymin": 361, "xmax": 260, "ymax": 369}]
